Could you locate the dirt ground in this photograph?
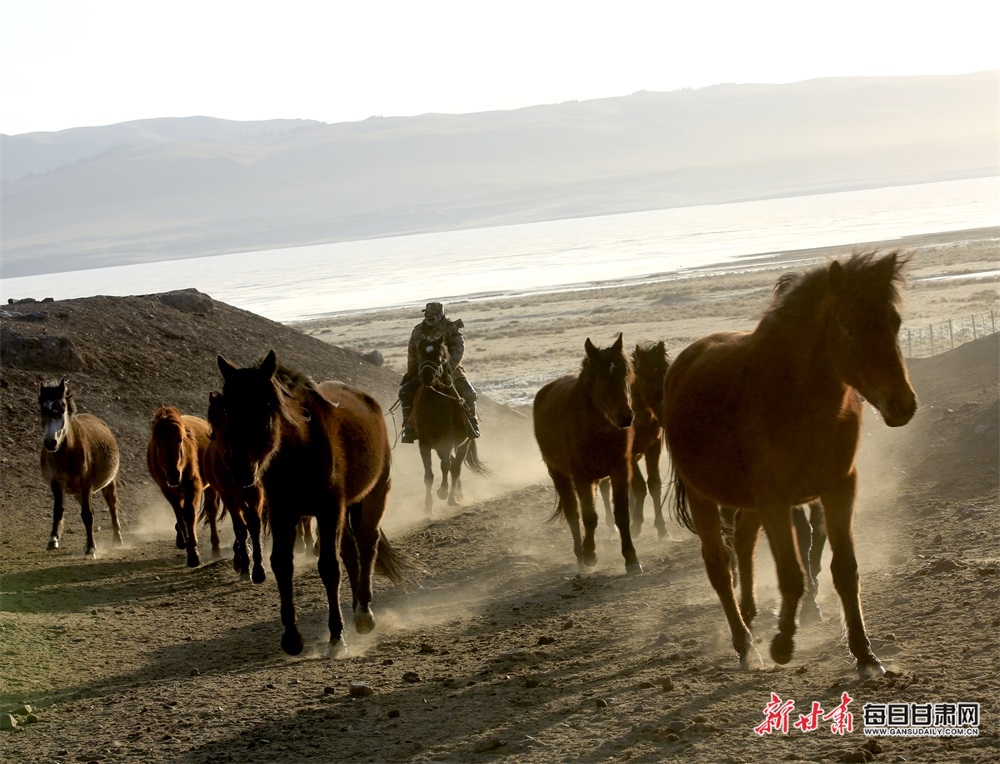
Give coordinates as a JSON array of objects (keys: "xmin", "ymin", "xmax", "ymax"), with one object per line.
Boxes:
[{"xmin": 1, "ymin": 228, "xmax": 998, "ymax": 763}]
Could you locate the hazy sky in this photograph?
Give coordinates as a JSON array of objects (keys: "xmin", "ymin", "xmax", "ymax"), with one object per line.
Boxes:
[{"xmin": 2, "ymin": 0, "xmax": 997, "ymax": 135}]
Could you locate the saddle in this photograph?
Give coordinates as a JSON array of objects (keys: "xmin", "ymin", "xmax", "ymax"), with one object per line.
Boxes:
[{"xmin": 407, "ymin": 384, "xmax": 467, "ymax": 440}]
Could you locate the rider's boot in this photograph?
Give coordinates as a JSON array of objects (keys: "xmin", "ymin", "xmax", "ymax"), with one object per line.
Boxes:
[
  {"xmin": 464, "ymin": 401, "xmax": 480, "ymax": 439},
  {"xmin": 400, "ymin": 405, "xmax": 416, "ymax": 443}
]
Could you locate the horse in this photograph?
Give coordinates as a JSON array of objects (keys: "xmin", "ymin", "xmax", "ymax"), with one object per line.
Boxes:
[
  {"xmin": 411, "ymin": 335, "xmax": 490, "ymax": 514},
  {"xmin": 599, "ymin": 341, "xmax": 671, "ymax": 539},
  {"xmin": 533, "ymin": 333, "xmax": 641, "ymax": 575},
  {"xmin": 724, "ymin": 501, "xmax": 827, "ymax": 626},
  {"xmin": 213, "ymin": 350, "xmax": 407, "ymax": 655},
  {"xmin": 38, "ymin": 378, "xmax": 122, "ymax": 558},
  {"xmin": 664, "ymin": 251, "xmax": 916, "ymax": 678},
  {"xmin": 205, "ymin": 391, "xmax": 268, "ymax": 584},
  {"xmin": 146, "ymin": 406, "xmax": 222, "ymax": 567}
]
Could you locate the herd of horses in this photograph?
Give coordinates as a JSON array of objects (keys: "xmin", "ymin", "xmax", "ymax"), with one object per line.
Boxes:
[{"xmin": 35, "ymin": 250, "xmax": 916, "ymax": 677}]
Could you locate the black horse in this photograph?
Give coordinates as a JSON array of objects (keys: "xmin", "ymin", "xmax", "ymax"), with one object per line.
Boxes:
[{"xmin": 411, "ymin": 336, "xmax": 490, "ymax": 515}]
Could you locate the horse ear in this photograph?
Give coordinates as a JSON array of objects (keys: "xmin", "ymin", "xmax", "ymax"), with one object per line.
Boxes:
[
  {"xmin": 57, "ymin": 378, "xmax": 67, "ymax": 397},
  {"xmin": 829, "ymin": 260, "xmax": 847, "ymax": 293},
  {"xmin": 612, "ymin": 333, "xmax": 624, "ymax": 352},
  {"xmin": 584, "ymin": 338, "xmax": 598, "ymax": 358},
  {"xmin": 218, "ymin": 355, "xmax": 238, "ymax": 381},
  {"xmin": 260, "ymin": 349, "xmax": 278, "ymax": 379}
]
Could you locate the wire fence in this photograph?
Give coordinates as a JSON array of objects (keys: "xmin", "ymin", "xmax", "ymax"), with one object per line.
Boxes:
[{"xmin": 902, "ymin": 310, "xmax": 997, "ymax": 359}]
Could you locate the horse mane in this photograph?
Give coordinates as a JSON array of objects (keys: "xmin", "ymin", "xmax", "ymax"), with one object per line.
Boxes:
[
  {"xmin": 580, "ymin": 343, "xmax": 633, "ymax": 379},
  {"xmin": 272, "ymin": 360, "xmax": 323, "ymax": 432},
  {"xmin": 151, "ymin": 406, "xmax": 183, "ymax": 434},
  {"xmin": 761, "ymin": 249, "xmax": 908, "ymax": 327}
]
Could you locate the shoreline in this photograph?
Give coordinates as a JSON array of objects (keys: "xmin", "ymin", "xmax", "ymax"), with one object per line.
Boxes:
[{"xmin": 289, "ymin": 226, "xmax": 999, "ymax": 325}]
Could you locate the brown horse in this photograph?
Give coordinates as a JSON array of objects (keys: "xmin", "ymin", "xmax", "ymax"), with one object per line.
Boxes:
[
  {"xmin": 39, "ymin": 379, "xmax": 122, "ymax": 558},
  {"xmin": 213, "ymin": 350, "xmax": 406, "ymax": 655},
  {"xmin": 205, "ymin": 391, "xmax": 268, "ymax": 584},
  {"xmin": 412, "ymin": 335, "xmax": 490, "ymax": 514},
  {"xmin": 664, "ymin": 251, "xmax": 916, "ymax": 677},
  {"xmin": 534, "ymin": 333, "xmax": 641, "ymax": 574},
  {"xmin": 147, "ymin": 406, "xmax": 221, "ymax": 567},
  {"xmin": 600, "ymin": 341, "xmax": 671, "ymax": 539}
]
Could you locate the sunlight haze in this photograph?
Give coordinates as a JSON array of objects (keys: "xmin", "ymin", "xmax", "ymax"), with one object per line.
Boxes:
[{"xmin": 2, "ymin": 0, "xmax": 998, "ymax": 135}]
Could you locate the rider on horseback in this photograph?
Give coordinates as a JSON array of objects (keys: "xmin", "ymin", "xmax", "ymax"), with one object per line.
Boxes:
[{"xmin": 399, "ymin": 301, "xmax": 480, "ymax": 443}]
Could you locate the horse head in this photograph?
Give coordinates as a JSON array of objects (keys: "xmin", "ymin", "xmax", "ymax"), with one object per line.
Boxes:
[
  {"xmin": 825, "ymin": 251, "xmax": 917, "ymax": 427},
  {"xmin": 632, "ymin": 341, "xmax": 670, "ymax": 413},
  {"xmin": 418, "ymin": 336, "xmax": 451, "ymax": 388},
  {"xmin": 39, "ymin": 378, "xmax": 74, "ymax": 452},
  {"xmin": 150, "ymin": 407, "xmax": 186, "ymax": 487},
  {"xmin": 583, "ymin": 333, "xmax": 634, "ymax": 429},
  {"xmin": 215, "ymin": 349, "xmax": 287, "ymax": 488}
]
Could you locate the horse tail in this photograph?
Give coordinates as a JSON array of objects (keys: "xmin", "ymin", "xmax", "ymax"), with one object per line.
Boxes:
[
  {"xmin": 670, "ymin": 465, "xmax": 696, "ymax": 533},
  {"xmin": 463, "ymin": 439, "xmax": 492, "ymax": 477},
  {"xmin": 548, "ymin": 497, "xmax": 565, "ymax": 524},
  {"xmin": 374, "ymin": 530, "xmax": 413, "ymax": 585}
]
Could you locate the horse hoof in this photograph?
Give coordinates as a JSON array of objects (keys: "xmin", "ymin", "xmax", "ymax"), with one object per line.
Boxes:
[
  {"xmin": 800, "ymin": 601, "xmax": 823, "ymax": 625},
  {"xmin": 739, "ymin": 645, "xmax": 765, "ymax": 671},
  {"xmin": 251, "ymin": 566, "xmax": 266, "ymax": 584},
  {"xmin": 46, "ymin": 537, "xmax": 59, "ymax": 551},
  {"xmin": 625, "ymin": 561, "xmax": 643, "ymax": 575},
  {"xmin": 85, "ymin": 546, "xmax": 97, "ymax": 560},
  {"xmin": 328, "ymin": 637, "xmax": 349, "ymax": 659},
  {"xmin": 354, "ymin": 609, "xmax": 375, "ymax": 634},
  {"xmin": 175, "ymin": 536, "xmax": 186, "ymax": 551},
  {"xmin": 857, "ymin": 655, "xmax": 886, "ymax": 679},
  {"xmin": 582, "ymin": 554, "xmax": 598, "ymax": 568},
  {"xmin": 239, "ymin": 570, "xmax": 251, "ymax": 582},
  {"xmin": 281, "ymin": 628, "xmax": 305, "ymax": 656},
  {"xmin": 447, "ymin": 497, "xmax": 459, "ymax": 507},
  {"xmin": 770, "ymin": 633, "xmax": 795, "ymax": 665},
  {"xmin": 436, "ymin": 488, "xmax": 448, "ymax": 501},
  {"xmin": 186, "ymin": 552, "xmax": 201, "ymax": 568}
]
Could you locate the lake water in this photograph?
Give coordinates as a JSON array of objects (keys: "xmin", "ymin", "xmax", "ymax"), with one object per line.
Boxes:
[{"xmin": 2, "ymin": 177, "xmax": 997, "ymax": 324}]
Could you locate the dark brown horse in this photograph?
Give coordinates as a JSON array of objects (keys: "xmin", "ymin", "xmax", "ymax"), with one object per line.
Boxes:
[
  {"xmin": 664, "ymin": 251, "xmax": 916, "ymax": 677},
  {"xmin": 600, "ymin": 341, "xmax": 671, "ymax": 539},
  {"xmin": 39, "ymin": 379, "xmax": 122, "ymax": 558},
  {"xmin": 412, "ymin": 335, "xmax": 490, "ymax": 514},
  {"xmin": 213, "ymin": 350, "xmax": 406, "ymax": 655},
  {"xmin": 534, "ymin": 333, "xmax": 641, "ymax": 574},
  {"xmin": 147, "ymin": 406, "xmax": 221, "ymax": 567},
  {"xmin": 205, "ymin": 391, "xmax": 267, "ymax": 583}
]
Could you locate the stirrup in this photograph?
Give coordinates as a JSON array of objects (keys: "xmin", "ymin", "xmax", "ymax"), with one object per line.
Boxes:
[{"xmin": 401, "ymin": 427, "xmax": 416, "ymax": 444}]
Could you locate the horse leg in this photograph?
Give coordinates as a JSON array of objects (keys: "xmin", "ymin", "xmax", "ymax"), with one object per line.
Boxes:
[
  {"xmin": 246, "ymin": 499, "xmax": 266, "ymax": 584},
  {"xmin": 316, "ymin": 502, "xmax": 348, "ymax": 657},
  {"xmin": 821, "ymin": 476, "xmax": 883, "ymax": 678},
  {"xmin": 688, "ymin": 490, "xmax": 760, "ymax": 669},
  {"xmin": 339, "ymin": 509, "xmax": 363, "ymax": 629},
  {"xmin": 269, "ymin": 517, "xmax": 303, "ymax": 655},
  {"xmin": 733, "ymin": 508, "xmax": 762, "ymax": 626},
  {"xmin": 645, "ymin": 442, "xmax": 670, "ymax": 540},
  {"xmin": 204, "ymin": 487, "xmax": 222, "ymax": 559},
  {"xmin": 447, "ymin": 447, "xmax": 463, "ymax": 506},
  {"xmin": 351, "ymin": 471, "xmax": 390, "ymax": 634},
  {"xmin": 629, "ymin": 458, "xmax": 648, "ymax": 539},
  {"xmin": 102, "ymin": 480, "xmax": 123, "ymax": 546},
  {"xmin": 229, "ymin": 507, "xmax": 250, "ymax": 581},
  {"xmin": 609, "ymin": 464, "xmax": 641, "ymax": 574},
  {"xmin": 437, "ymin": 450, "xmax": 451, "ymax": 502},
  {"xmin": 758, "ymin": 505, "xmax": 805, "ymax": 666},
  {"xmin": 47, "ymin": 480, "xmax": 65, "ymax": 550},
  {"xmin": 574, "ymin": 477, "xmax": 602, "ymax": 570},
  {"xmin": 794, "ymin": 505, "xmax": 822, "ymax": 624},
  {"xmin": 80, "ymin": 490, "xmax": 97, "ymax": 559},
  {"xmin": 420, "ymin": 442, "xmax": 435, "ymax": 515},
  {"xmin": 598, "ymin": 478, "xmax": 614, "ymax": 533},
  {"xmin": 808, "ymin": 501, "xmax": 826, "ymax": 588},
  {"xmin": 550, "ymin": 469, "xmax": 587, "ymax": 568},
  {"xmin": 182, "ymin": 483, "xmax": 201, "ymax": 567}
]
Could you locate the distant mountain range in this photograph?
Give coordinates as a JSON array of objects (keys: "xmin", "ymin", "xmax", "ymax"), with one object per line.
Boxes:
[{"xmin": 2, "ymin": 72, "xmax": 996, "ymax": 278}]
